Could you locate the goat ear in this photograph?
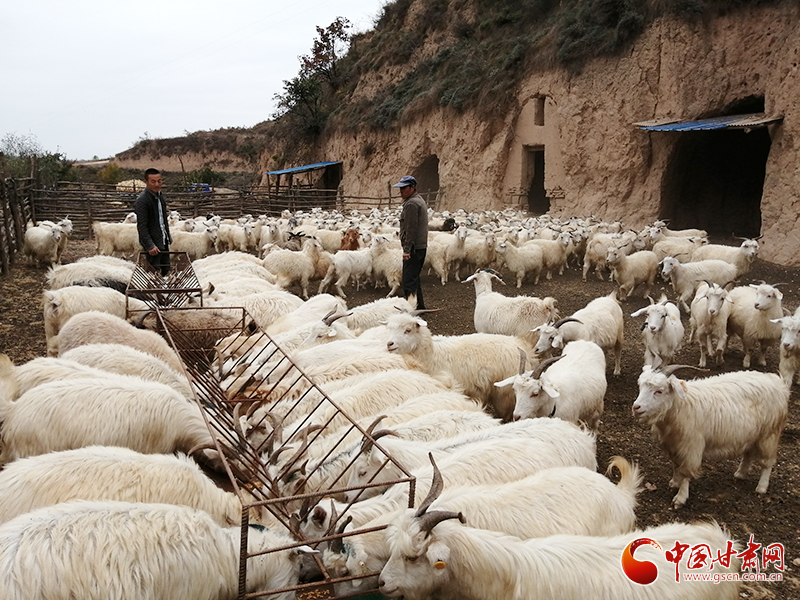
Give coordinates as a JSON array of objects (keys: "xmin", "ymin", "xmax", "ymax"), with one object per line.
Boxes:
[
  {"xmin": 426, "ymin": 541, "xmax": 451, "ymax": 568},
  {"xmin": 670, "ymin": 378, "xmax": 688, "ymax": 400},
  {"xmin": 552, "ymin": 334, "xmax": 564, "ymax": 349},
  {"xmin": 542, "ymin": 380, "xmax": 560, "ymax": 398},
  {"xmin": 494, "ymin": 376, "xmax": 516, "ymax": 388},
  {"xmin": 630, "ymin": 307, "xmax": 648, "ymax": 318},
  {"xmin": 311, "ymin": 505, "xmax": 327, "ymax": 526}
]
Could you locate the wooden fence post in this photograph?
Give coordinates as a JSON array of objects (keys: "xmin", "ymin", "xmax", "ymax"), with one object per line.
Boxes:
[
  {"xmin": 1, "ymin": 179, "xmax": 12, "ymax": 275},
  {"xmin": 8, "ymin": 179, "xmax": 25, "ymax": 254}
]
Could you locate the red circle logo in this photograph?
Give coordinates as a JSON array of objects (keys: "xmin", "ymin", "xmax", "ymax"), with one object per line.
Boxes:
[{"xmin": 621, "ymin": 538, "xmax": 662, "ymax": 585}]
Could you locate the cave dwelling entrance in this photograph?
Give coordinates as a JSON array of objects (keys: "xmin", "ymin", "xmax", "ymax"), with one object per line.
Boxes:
[{"xmin": 639, "ymin": 99, "xmax": 781, "ymax": 239}]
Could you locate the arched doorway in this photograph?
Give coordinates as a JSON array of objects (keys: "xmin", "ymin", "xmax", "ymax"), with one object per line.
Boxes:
[
  {"xmin": 525, "ymin": 145, "xmax": 549, "ymax": 214},
  {"xmin": 413, "ymin": 155, "xmax": 440, "ymax": 201},
  {"xmin": 659, "ymin": 97, "xmax": 770, "ymax": 238}
]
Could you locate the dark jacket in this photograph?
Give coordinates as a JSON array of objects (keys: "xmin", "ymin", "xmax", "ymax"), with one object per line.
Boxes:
[
  {"xmin": 134, "ymin": 189, "xmax": 171, "ymax": 252},
  {"xmin": 399, "ymin": 193, "xmax": 428, "ymax": 254}
]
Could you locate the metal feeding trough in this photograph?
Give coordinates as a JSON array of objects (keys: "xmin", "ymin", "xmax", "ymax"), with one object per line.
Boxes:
[{"xmin": 129, "ymin": 263, "xmax": 416, "ymax": 599}]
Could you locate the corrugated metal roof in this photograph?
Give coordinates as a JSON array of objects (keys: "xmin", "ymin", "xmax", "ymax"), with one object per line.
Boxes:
[
  {"xmin": 634, "ymin": 113, "xmax": 783, "ymax": 131},
  {"xmin": 267, "ymin": 161, "xmax": 342, "ymax": 176}
]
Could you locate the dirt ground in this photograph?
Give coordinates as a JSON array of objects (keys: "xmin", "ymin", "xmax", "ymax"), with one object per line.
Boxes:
[{"xmin": 1, "ymin": 238, "xmax": 798, "ymax": 598}]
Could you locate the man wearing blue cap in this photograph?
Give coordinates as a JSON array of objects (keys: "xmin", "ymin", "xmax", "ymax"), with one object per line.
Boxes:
[{"xmin": 393, "ymin": 175, "xmax": 428, "ymax": 309}]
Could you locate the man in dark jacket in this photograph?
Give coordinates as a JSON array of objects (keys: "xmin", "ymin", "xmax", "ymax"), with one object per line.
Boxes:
[
  {"xmin": 134, "ymin": 168, "xmax": 172, "ymax": 275},
  {"xmin": 394, "ymin": 175, "xmax": 428, "ymax": 309}
]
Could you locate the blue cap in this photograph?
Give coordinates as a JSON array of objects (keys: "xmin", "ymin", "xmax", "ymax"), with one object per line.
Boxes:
[{"xmin": 392, "ymin": 175, "xmax": 417, "ymax": 188}]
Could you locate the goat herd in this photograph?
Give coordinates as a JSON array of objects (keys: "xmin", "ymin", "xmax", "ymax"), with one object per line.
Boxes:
[{"xmin": 1, "ymin": 206, "xmax": 797, "ymax": 600}]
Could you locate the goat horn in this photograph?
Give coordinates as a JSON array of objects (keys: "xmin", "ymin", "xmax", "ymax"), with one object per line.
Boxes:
[
  {"xmin": 321, "ymin": 308, "xmax": 337, "ymax": 324},
  {"xmin": 414, "ymin": 453, "xmax": 444, "ymax": 517},
  {"xmin": 417, "ymin": 510, "xmax": 466, "ymax": 538},
  {"xmin": 232, "ymin": 403, "xmax": 247, "ymax": 438},
  {"xmin": 531, "ymin": 355, "xmax": 563, "ymax": 380},
  {"xmin": 187, "ymin": 442, "xmax": 217, "ymax": 456},
  {"xmin": 323, "ymin": 309, "xmax": 352, "ymax": 326},
  {"xmin": 553, "ymin": 317, "xmax": 582, "ymax": 328},
  {"xmin": 410, "ymin": 308, "xmax": 443, "ymax": 316},
  {"xmin": 518, "ymin": 348, "xmax": 527, "ymax": 375},
  {"xmin": 323, "ymin": 500, "xmax": 339, "ymax": 538},
  {"xmin": 365, "ymin": 415, "xmax": 387, "ymax": 436},
  {"xmin": 360, "ymin": 428, "xmax": 399, "ymax": 455},
  {"xmin": 131, "ymin": 310, "xmax": 154, "ymax": 328},
  {"xmin": 281, "ymin": 425, "xmax": 323, "ymax": 465},
  {"xmin": 328, "ymin": 515, "xmax": 353, "ymax": 554},
  {"xmin": 267, "ymin": 445, "xmax": 292, "ymax": 465},
  {"xmin": 657, "ymin": 364, "xmax": 709, "ymax": 378},
  {"xmin": 771, "ymin": 282, "xmax": 788, "ymax": 288},
  {"xmin": 245, "ymin": 400, "xmax": 265, "ymax": 419},
  {"xmin": 281, "ymin": 460, "xmax": 309, "ymax": 485}
]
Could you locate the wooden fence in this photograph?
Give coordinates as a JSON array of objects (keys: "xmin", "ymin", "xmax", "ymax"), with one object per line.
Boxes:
[
  {"xmin": 0, "ymin": 180, "xmax": 440, "ymax": 277},
  {"xmin": 0, "ymin": 178, "xmax": 35, "ymax": 277}
]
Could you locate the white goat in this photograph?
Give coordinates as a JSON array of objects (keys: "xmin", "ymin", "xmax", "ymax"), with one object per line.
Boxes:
[
  {"xmin": 606, "ymin": 246, "xmax": 659, "ymax": 300},
  {"xmin": 726, "ymin": 282, "xmax": 784, "ymax": 368},
  {"xmin": 659, "ymin": 257, "xmax": 738, "ymax": 313},
  {"xmin": 42, "ymin": 285, "xmax": 149, "ymax": 346},
  {"xmin": 369, "ymin": 235, "xmax": 403, "ymax": 296},
  {"xmin": 632, "ymin": 365, "xmax": 789, "ymax": 508},
  {"xmin": 59, "ymin": 343, "xmax": 192, "ymax": 397},
  {"xmin": 0, "ymin": 500, "xmax": 310, "ymax": 600},
  {"xmin": 464, "ymin": 270, "xmax": 557, "ymax": 342},
  {"xmin": 344, "ymin": 417, "xmax": 594, "ymax": 500},
  {"xmin": 170, "ymin": 227, "xmax": 218, "ymax": 260},
  {"xmin": 652, "ymin": 236, "xmax": 707, "ymax": 262},
  {"xmin": 630, "ymin": 296, "xmax": 685, "ymax": 368},
  {"xmin": 384, "ymin": 312, "xmax": 536, "ymax": 420},
  {"xmin": 691, "ymin": 238, "xmax": 759, "ymax": 276},
  {"xmin": 23, "ymin": 223, "xmax": 62, "ymax": 267},
  {"xmin": 379, "ymin": 517, "xmax": 738, "ymax": 600},
  {"xmin": 318, "ymin": 247, "xmax": 373, "ymax": 297},
  {"xmin": 262, "ymin": 236, "xmax": 323, "ymax": 299},
  {"xmin": 460, "ymin": 231, "xmax": 498, "ymax": 277},
  {"xmin": 651, "ymin": 221, "xmax": 708, "ymax": 238},
  {"xmin": 496, "ymin": 341, "xmax": 605, "ymax": 429},
  {"xmin": 523, "ymin": 232, "xmax": 570, "ymax": 279},
  {"xmin": 92, "ymin": 221, "xmax": 141, "ymax": 258},
  {"xmin": 46, "ymin": 258, "xmax": 134, "ymax": 292},
  {"xmin": 343, "ymin": 297, "xmax": 415, "ymax": 335},
  {"xmin": 688, "ymin": 282, "xmax": 733, "ymax": 368},
  {"xmin": 581, "ymin": 231, "xmax": 635, "ymax": 281},
  {"xmin": 771, "ymin": 307, "xmax": 800, "ymax": 386},
  {"xmin": 51, "ymin": 311, "xmax": 184, "ymax": 372},
  {"xmin": 0, "ymin": 376, "xmax": 214, "ymax": 465},
  {"xmin": 533, "ymin": 291, "xmax": 624, "ymax": 375},
  {"xmin": 494, "ymin": 240, "xmax": 543, "ymax": 286},
  {"xmin": 216, "ymin": 221, "xmax": 254, "ymax": 253},
  {"xmin": 0, "ymin": 447, "xmax": 243, "ymax": 526}
]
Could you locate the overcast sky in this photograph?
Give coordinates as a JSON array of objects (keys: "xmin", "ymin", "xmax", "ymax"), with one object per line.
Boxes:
[{"xmin": 0, "ymin": 0, "xmax": 385, "ymax": 161}]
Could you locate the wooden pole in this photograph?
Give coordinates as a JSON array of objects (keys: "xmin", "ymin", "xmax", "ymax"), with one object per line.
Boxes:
[
  {"xmin": 1, "ymin": 179, "xmax": 13, "ymax": 275},
  {"xmin": 8, "ymin": 178, "xmax": 24, "ymax": 254}
]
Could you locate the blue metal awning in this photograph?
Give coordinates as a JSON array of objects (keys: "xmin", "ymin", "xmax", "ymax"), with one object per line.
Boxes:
[
  {"xmin": 267, "ymin": 161, "xmax": 342, "ymax": 176},
  {"xmin": 634, "ymin": 113, "xmax": 783, "ymax": 131}
]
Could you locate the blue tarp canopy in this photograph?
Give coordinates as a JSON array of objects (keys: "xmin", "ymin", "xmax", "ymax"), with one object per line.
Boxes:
[
  {"xmin": 634, "ymin": 113, "xmax": 782, "ymax": 132},
  {"xmin": 267, "ymin": 161, "xmax": 341, "ymax": 176}
]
